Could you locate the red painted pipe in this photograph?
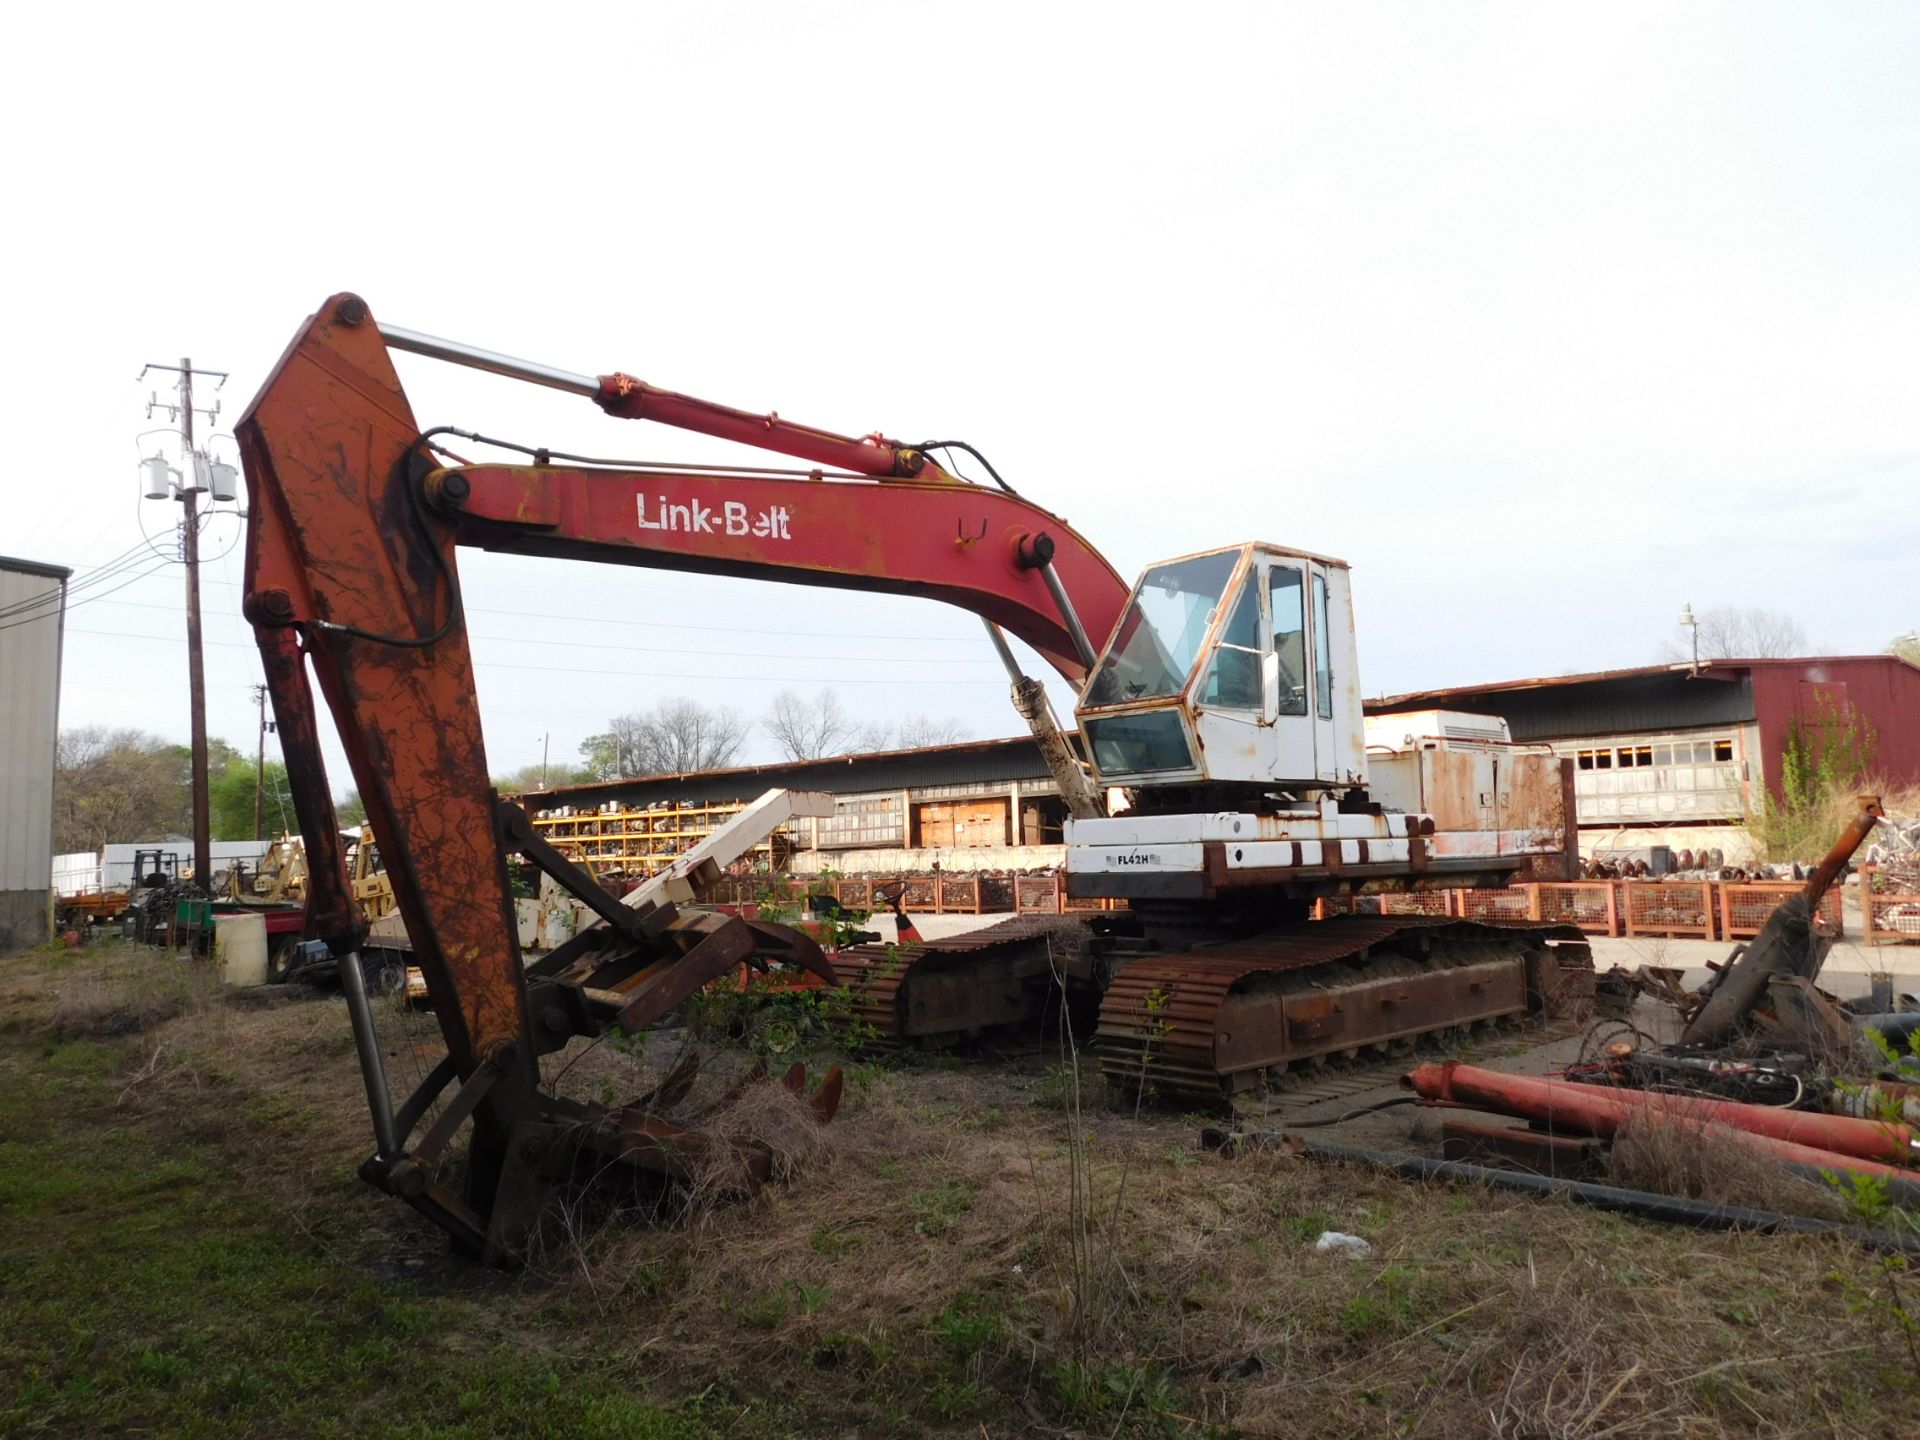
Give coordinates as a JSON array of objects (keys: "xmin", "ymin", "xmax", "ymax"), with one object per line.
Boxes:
[{"xmin": 1405, "ymin": 1061, "xmax": 1918, "ymax": 1170}]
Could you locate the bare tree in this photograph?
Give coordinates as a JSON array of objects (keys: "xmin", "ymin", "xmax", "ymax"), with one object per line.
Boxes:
[
  {"xmin": 1660, "ymin": 605, "xmax": 1808, "ymax": 662},
  {"xmin": 578, "ymin": 698, "xmax": 750, "ymax": 779},
  {"xmin": 894, "ymin": 713, "xmax": 970, "ymax": 748},
  {"xmin": 763, "ymin": 688, "xmax": 890, "ymax": 761}
]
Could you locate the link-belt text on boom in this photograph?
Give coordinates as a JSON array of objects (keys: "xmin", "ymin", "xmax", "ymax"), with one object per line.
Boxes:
[{"xmin": 636, "ymin": 494, "xmax": 793, "ymax": 539}]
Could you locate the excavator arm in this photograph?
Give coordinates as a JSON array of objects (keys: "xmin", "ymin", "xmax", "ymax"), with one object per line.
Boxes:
[{"xmin": 236, "ymin": 292, "xmax": 1128, "ymax": 1256}]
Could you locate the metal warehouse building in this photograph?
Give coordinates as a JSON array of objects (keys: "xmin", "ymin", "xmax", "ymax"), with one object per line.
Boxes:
[
  {"xmin": 1367, "ymin": 656, "xmax": 1920, "ymax": 860},
  {"xmin": 0, "ymin": 555, "xmax": 71, "ymax": 947},
  {"xmin": 515, "ymin": 655, "xmax": 1918, "ymax": 879},
  {"xmin": 516, "ymin": 735, "xmax": 1075, "ymax": 879}
]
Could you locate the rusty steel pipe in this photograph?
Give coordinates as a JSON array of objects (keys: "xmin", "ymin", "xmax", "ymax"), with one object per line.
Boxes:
[
  {"xmin": 1405, "ymin": 1061, "xmax": 1919, "ymax": 1171},
  {"xmin": 1804, "ymin": 794, "xmax": 1885, "ymax": 909},
  {"xmin": 1682, "ymin": 795, "xmax": 1885, "ymax": 1047}
]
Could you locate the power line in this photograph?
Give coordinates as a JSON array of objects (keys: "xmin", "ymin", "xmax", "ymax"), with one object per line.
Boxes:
[
  {"xmin": 0, "ymin": 537, "xmax": 173, "ymax": 623},
  {"xmin": 0, "ymin": 562, "xmax": 177, "ymax": 634},
  {"xmin": 180, "ymin": 574, "xmax": 997, "ymax": 647},
  {"xmin": 57, "ymin": 623, "xmax": 1006, "ymax": 669}
]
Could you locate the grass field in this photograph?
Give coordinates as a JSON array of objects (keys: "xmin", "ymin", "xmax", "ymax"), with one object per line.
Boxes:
[{"xmin": 2, "ymin": 940, "xmax": 1915, "ymax": 1438}]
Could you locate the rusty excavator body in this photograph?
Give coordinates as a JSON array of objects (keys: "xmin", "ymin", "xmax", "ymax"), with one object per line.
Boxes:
[{"xmin": 237, "ymin": 294, "xmax": 1592, "ymax": 1259}]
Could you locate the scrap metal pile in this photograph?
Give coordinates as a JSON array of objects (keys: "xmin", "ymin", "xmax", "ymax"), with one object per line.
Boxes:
[
  {"xmin": 1217, "ymin": 798, "xmax": 1920, "ymax": 1247},
  {"xmin": 1433, "ymin": 800, "xmax": 1920, "ymax": 1223},
  {"xmin": 1863, "ymin": 805, "xmax": 1920, "ymax": 940}
]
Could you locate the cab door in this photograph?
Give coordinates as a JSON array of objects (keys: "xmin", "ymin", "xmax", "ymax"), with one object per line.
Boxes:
[
  {"xmin": 1304, "ymin": 564, "xmax": 1340, "ymax": 783},
  {"xmin": 1260, "ymin": 559, "xmax": 1319, "ymax": 785}
]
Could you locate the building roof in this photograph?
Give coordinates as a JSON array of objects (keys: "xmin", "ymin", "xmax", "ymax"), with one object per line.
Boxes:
[
  {"xmin": 1367, "ymin": 654, "xmax": 1918, "ymax": 713},
  {"xmin": 512, "ymin": 731, "xmax": 1069, "ymax": 808},
  {"xmin": 0, "ymin": 554, "xmax": 73, "ymax": 582}
]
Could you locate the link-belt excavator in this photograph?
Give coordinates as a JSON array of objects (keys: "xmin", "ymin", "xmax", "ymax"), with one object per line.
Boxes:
[{"xmin": 237, "ymin": 294, "xmax": 1592, "ymax": 1257}]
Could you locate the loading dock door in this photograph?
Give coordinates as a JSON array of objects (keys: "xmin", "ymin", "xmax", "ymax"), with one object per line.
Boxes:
[{"xmin": 914, "ymin": 799, "xmax": 1009, "ymax": 848}]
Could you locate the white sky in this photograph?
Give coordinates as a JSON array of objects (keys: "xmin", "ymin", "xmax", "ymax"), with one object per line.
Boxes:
[{"xmin": 4, "ymin": 1, "xmax": 1914, "ymax": 800}]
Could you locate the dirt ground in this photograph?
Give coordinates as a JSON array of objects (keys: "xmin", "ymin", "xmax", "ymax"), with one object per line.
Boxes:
[{"xmin": 4, "ymin": 938, "xmax": 1919, "ymax": 1438}]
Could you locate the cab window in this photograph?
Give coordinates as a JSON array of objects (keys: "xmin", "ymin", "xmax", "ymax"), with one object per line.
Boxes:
[
  {"xmin": 1199, "ymin": 568, "xmax": 1262, "ymax": 710},
  {"xmin": 1311, "ymin": 572, "xmax": 1333, "ymax": 719},
  {"xmin": 1268, "ymin": 565, "xmax": 1307, "ymax": 716}
]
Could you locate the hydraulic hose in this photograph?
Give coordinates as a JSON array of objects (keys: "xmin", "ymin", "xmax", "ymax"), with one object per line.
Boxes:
[{"xmin": 1273, "ymin": 1136, "xmax": 1920, "ymax": 1255}]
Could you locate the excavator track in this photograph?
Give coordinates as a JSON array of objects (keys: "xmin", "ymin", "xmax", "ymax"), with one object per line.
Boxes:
[
  {"xmin": 1094, "ymin": 915, "xmax": 1594, "ymax": 1106},
  {"xmin": 832, "ymin": 915, "xmax": 1093, "ymax": 1048}
]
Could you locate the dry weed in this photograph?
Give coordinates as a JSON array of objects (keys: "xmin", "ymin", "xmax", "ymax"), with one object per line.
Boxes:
[
  {"xmin": 47, "ymin": 961, "xmax": 203, "ymax": 1039},
  {"xmin": 681, "ymin": 1074, "xmax": 838, "ymax": 1206},
  {"xmin": 1606, "ymin": 1112, "xmax": 1852, "ymax": 1220},
  {"xmin": 17, "ymin": 940, "xmax": 1906, "ymax": 1436}
]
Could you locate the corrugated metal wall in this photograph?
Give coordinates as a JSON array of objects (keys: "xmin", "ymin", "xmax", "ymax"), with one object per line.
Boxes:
[
  {"xmin": 1372, "ymin": 671, "xmax": 1756, "ymax": 741},
  {"xmin": 0, "ymin": 558, "xmax": 69, "ymax": 947},
  {"xmin": 1749, "ymin": 658, "xmax": 1920, "ymax": 799}
]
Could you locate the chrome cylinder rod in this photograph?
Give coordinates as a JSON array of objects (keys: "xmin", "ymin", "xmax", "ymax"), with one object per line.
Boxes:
[
  {"xmin": 981, "ymin": 617, "xmax": 1024, "ymax": 682},
  {"xmin": 338, "ymin": 948, "xmax": 401, "ymax": 1160},
  {"xmin": 380, "ymin": 323, "xmax": 599, "ymax": 397},
  {"xmin": 1038, "ymin": 561, "xmax": 1100, "ymax": 672}
]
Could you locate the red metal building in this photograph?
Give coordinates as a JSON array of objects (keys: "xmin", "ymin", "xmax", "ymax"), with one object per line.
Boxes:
[{"xmin": 1367, "ymin": 655, "xmax": 1920, "ymax": 858}]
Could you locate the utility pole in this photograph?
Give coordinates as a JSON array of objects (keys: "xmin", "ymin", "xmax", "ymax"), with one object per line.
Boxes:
[
  {"xmin": 139, "ymin": 358, "xmax": 231, "ymax": 895},
  {"xmin": 253, "ymin": 684, "xmax": 271, "ymax": 840},
  {"xmin": 180, "ymin": 358, "xmax": 211, "ymax": 889},
  {"xmin": 541, "ymin": 733, "xmax": 550, "ymax": 789}
]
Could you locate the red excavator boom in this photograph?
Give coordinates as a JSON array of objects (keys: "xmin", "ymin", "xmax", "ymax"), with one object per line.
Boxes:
[{"xmin": 236, "ymin": 292, "xmax": 1128, "ymax": 1256}]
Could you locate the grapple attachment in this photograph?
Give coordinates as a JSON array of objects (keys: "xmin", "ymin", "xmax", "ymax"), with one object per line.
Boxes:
[
  {"xmin": 347, "ymin": 905, "xmax": 846, "ymax": 1266},
  {"xmin": 339, "ymin": 797, "xmax": 845, "ymax": 1266}
]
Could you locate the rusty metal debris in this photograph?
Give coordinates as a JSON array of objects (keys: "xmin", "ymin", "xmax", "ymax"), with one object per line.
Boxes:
[
  {"xmin": 1440, "ymin": 1119, "xmax": 1603, "ymax": 1180},
  {"xmin": 1201, "ymin": 800, "xmax": 1920, "ymax": 1236},
  {"xmin": 1678, "ymin": 796, "xmax": 1883, "ymax": 1047}
]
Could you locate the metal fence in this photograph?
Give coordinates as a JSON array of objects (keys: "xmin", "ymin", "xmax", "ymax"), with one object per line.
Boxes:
[
  {"xmin": 1862, "ymin": 867, "xmax": 1920, "ymax": 946},
  {"xmin": 1454, "ymin": 887, "xmax": 1537, "ymax": 922},
  {"xmin": 1718, "ymin": 882, "xmax": 1845, "ymax": 940},
  {"xmin": 764, "ymin": 869, "xmax": 1865, "ymax": 942},
  {"xmin": 1533, "ymin": 882, "xmax": 1620, "ymax": 935},
  {"xmin": 1621, "ymin": 880, "xmax": 1717, "ymax": 940}
]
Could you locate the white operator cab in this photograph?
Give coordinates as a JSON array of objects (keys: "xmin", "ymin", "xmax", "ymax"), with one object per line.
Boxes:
[
  {"xmin": 1062, "ymin": 544, "xmax": 1519, "ymax": 901},
  {"xmin": 1074, "ymin": 543, "xmax": 1365, "ymax": 792}
]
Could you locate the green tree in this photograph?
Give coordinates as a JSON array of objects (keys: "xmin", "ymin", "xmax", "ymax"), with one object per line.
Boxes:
[
  {"xmin": 52, "ymin": 727, "xmax": 193, "ymax": 853},
  {"xmin": 493, "ymin": 761, "xmax": 592, "ymax": 795},
  {"xmin": 208, "ymin": 751, "xmax": 295, "ymax": 840},
  {"xmin": 1750, "ymin": 689, "xmax": 1879, "ymax": 860}
]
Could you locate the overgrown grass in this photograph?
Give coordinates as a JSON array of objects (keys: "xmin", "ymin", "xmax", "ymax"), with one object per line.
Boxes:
[
  {"xmin": 0, "ymin": 945, "xmax": 779, "ymax": 1440},
  {"xmin": 1749, "ymin": 775, "xmax": 1920, "ymax": 866},
  {"xmin": 5, "ymin": 942, "xmax": 1920, "ymax": 1437}
]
